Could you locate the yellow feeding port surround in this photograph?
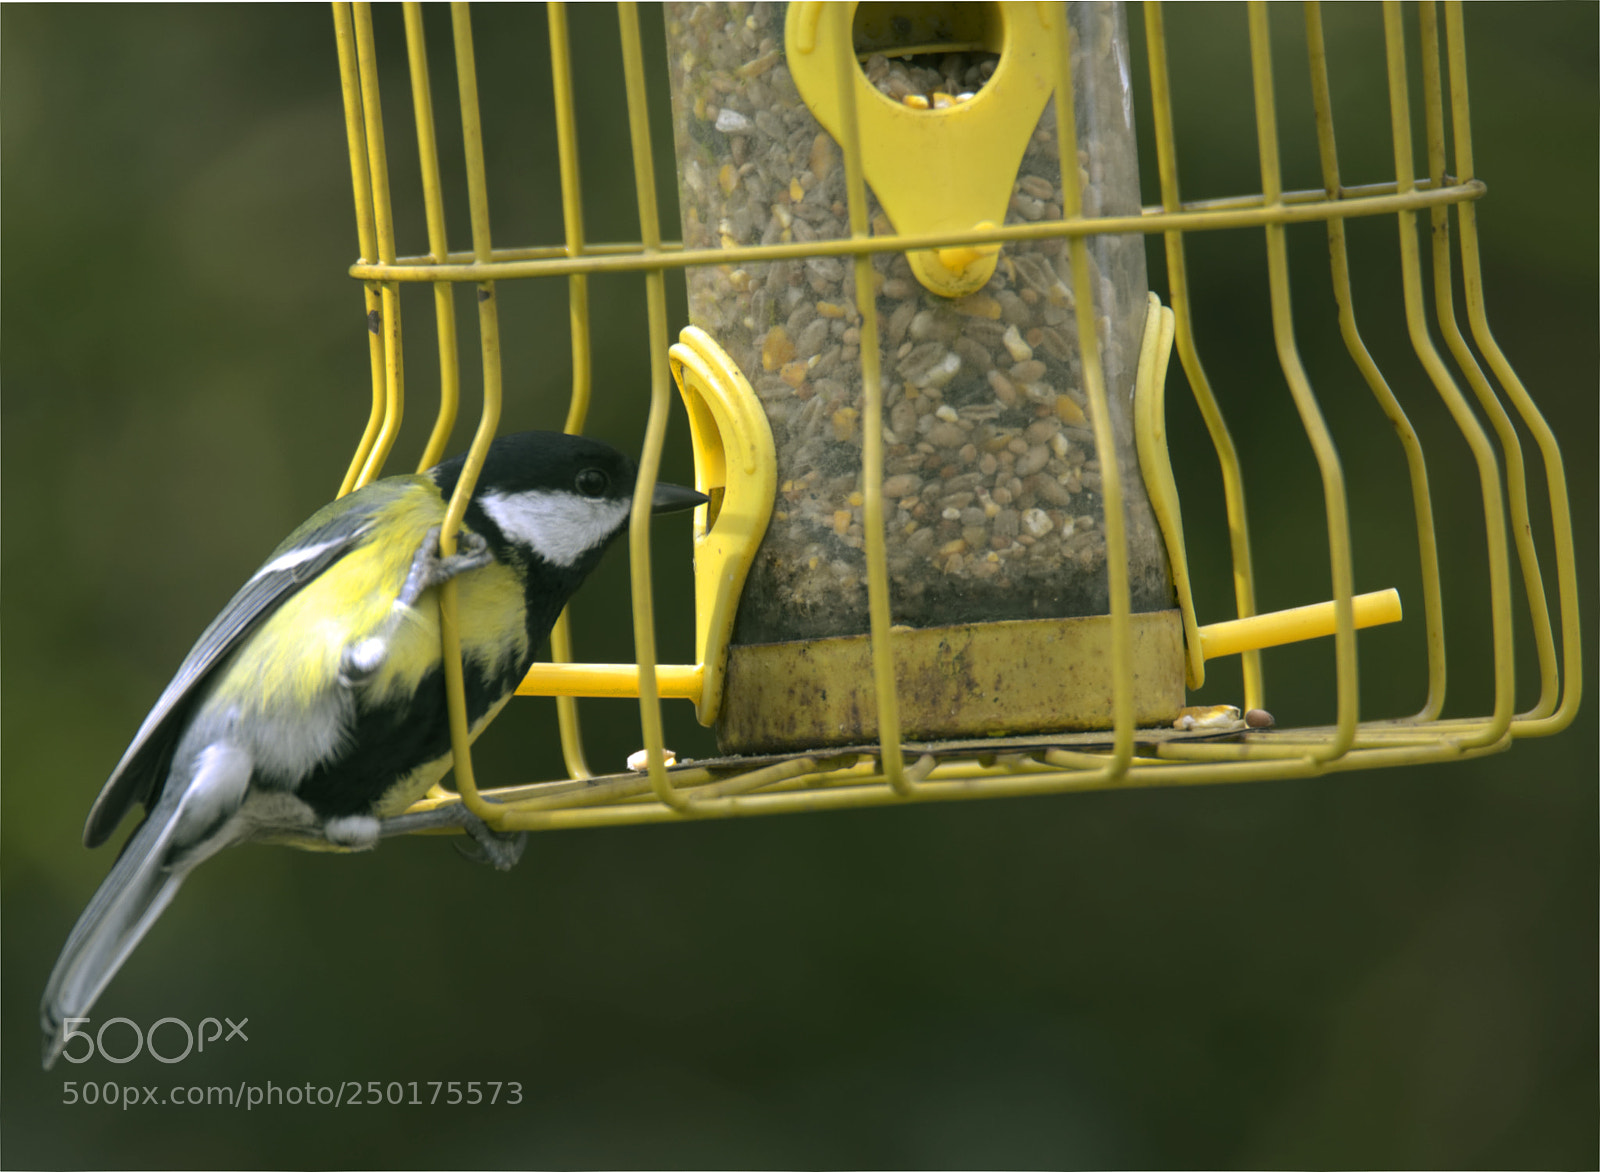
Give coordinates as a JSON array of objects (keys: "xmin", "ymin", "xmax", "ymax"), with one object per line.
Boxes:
[
  {"xmin": 785, "ymin": 2, "xmax": 1055, "ymax": 297},
  {"xmin": 667, "ymin": 327, "xmax": 778, "ymax": 722},
  {"xmin": 329, "ymin": 1, "xmax": 1580, "ymax": 836},
  {"xmin": 1131, "ymin": 291, "xmax": 1403, "ymax": 690},
  {"xmin": 515, "ymin": 325, "xmax": 777, "ymax": 726}
]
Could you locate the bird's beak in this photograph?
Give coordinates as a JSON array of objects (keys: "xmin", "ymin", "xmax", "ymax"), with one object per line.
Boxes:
[{"xmin": 650, "ymin": 481, "xmax": 710, "ymax": 515}]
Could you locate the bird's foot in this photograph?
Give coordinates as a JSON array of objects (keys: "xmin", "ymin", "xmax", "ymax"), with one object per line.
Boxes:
[
  {"xmin": 340, "ymin": 527, "xmax": 493, "ymax": 686},
  {"xmin": 378, "ymin": 803, "xmax": 526, "ymax": 871},
  {"xmin": 454, "ymin": 815, "xmax": 527, "ymax": 872},
  {"xmin": 398, "ymin": 526, "xmax": 493, "ymax": 610}
]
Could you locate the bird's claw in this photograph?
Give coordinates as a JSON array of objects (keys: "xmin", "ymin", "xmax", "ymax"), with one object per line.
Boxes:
[
  {"xmin": 379, "ymin": 803, "xmax": 527, "ymax": 871},
  {"xmin": 344, "ymin": 528, "xmax": 495, "ymax": 686},
  {"xmin": 403, "ymin": 526, "xmax": 492, "ymax": 606},
  {"xmin": 454, "ymin": 815, "xmax": 527, "ymax": 871},
  {"xmin": 434, "ymin": 526, "xmax": 492, "ymax": 581}
]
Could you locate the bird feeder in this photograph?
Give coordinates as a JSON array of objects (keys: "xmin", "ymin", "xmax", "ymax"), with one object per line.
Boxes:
[
  {"xmin": 665, "ymin": 2, "xmax": 1183, "ymax": 750},
  {"xmin": 331, "ymin": 1, "xmax": 1580, "ymax": 836}
]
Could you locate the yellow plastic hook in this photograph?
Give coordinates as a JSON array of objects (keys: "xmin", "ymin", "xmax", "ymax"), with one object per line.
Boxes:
[{"xmin": 785, "ymin": 1, "xmax": 1059, "ymax": 298}]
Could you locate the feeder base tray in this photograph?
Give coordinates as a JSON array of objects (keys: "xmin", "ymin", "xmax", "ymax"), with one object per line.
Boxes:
[{"xmin": 718, "ymin": 609, "xmax": 1186, "ymax": 753}]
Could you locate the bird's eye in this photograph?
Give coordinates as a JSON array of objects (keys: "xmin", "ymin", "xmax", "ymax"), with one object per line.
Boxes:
[{"xmin": 575, "ymin": 468, "xmax": 609, "ymax": 498}]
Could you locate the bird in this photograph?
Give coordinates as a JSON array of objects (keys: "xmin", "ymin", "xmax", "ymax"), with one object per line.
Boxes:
[{"xmin": 40, "ymin": 430, "xmax": 706, "ymax": 1068}]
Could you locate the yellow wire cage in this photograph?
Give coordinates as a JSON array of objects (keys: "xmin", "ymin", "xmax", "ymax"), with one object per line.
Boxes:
[{"xmin": 330, "ymin": 0, "xmax": 1581, "ymax": 836}]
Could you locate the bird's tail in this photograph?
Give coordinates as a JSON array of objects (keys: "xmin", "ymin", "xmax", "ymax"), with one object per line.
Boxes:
[{"xmin": 41, "ymin": 806, "xmax": 194, "ymax": 1069}]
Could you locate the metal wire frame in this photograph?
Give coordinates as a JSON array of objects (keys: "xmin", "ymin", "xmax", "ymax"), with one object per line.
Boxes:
[{"xmin": 330, "ymin": 0, "xmax": 1581, "ymax": 835}]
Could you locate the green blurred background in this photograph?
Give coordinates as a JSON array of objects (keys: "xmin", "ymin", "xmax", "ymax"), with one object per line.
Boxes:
[{"xmin": 3, "ymin": 4, "xmax": 1594, "ymax": 1167}]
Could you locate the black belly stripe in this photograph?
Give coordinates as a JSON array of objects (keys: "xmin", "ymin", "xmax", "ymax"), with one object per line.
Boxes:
[
  {"xmin": 291, "ymin": 577, "xmax": 579, "ymax": 820},
  {"xmin": 292, "ymin": 655, "xmax": 520, "ymax": 819}
]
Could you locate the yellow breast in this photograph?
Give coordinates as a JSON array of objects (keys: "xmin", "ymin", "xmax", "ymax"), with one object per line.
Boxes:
[{"xmin": 217, "ymin": 483, "xmax": 529, "ymax": 717}]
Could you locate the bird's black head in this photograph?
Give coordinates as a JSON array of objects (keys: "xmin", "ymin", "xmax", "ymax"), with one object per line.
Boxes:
[{"xmin": 429, "ymin": 431, "xmax": 704, "ymax": 580}]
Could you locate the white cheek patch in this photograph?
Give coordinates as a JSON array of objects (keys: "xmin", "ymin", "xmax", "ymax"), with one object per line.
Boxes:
[{"xmin": 479, "ymin": 490, "xmax": 632, "ymax": 568}]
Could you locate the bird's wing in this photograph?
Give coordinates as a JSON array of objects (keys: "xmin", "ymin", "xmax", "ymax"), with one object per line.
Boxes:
[{"xmin": 82, "ymin": 495, "xmax": 391, "ymax": 848}]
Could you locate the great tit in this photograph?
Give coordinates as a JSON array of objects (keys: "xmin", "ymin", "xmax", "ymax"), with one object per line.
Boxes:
[{"xmin": 41, "ymin": 430, "xmax": 706, "ymax": 1067}]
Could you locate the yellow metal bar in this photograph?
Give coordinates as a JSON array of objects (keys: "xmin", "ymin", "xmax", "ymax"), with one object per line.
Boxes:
[
  {"xmin": 346, "ymin": 179, "xmax": 1488, "ymax": 284},
  {"xmin": 404, "ymin": 701, "xmax": 1529, "ymax": 830},
  {"xmin": 350, "ymin": 3, "xmax": 404, "ymax": 490},
  {"xmin": 828, "ymin": 0, "xmax": 907, "ymax": 795},
  {"xmin": 1042, "ymin": 747, "xmax": 1154, "ymax": 772},
  {"xmin": 1143, "ymin": 176, "xmax": 1468, "ymax": 216},
  {"xmin": 617, "ymin": 2, "xmax": 685, "ymax": 813},
  {"xmin": 1443, "ymin": 1, "xmax": 1582, "ymax": 737},
  {"xmin": 334, "ymin": 2, "xmax": 378, "ymax": 268},
  {"xmin": 1197, "ymin": 721, "xmax": 1500, "ymax": 748},
  {"xmin": 680, "ymin": 757, "xmax": 838, "ymax": 803},
  {"xmin": 514, "ymin": 732, "xmax": 1463, "ymax": 803},
  {"xmin": 1055, "ymin": 7, "xmax": 1134, "ymax": 779},
  {"xmin": 548, "ymin": 2, "xmax": 593, "ymax": 439},
  {"xmin": 517, "ymin": 662, "xmax": 703, "ymax": 700},
  {"xmin": 545, "ymin": 2, "xmax": 595, "ymax": 781},
  {"xmin": 457, "ymin": 736, "xmax": 1512, "ymax": 833},
  {"xmin": 441, "ymin": 0, "xmax": 503, "ymax": 537},
  {"xmin": 1418, "ymin": 3, "xmax": 1558, "ymax": 724},
  {"xmin": 546, "ymin": 614, "xmax": 591, "ymax": 779},
  {"xmin": 1198, "ymin": 589, "xmax": 1401, "ymax": 661},
  {"xmin": 331, "ymin": 3, "xmax": 386, "ymax": 499},
  {"xmin": 355, "ymin": 176, "xmax": 1459, "ymax": 271},
  {"xmin": 1153, "ymin": 737, "xmax": 1495, "ymax": 764},
  {"xmin": 1249, "ymin": 3, "xmax": 1358, "ymax": 763},
  {"xmin": 436, "ymin": 766, "xmax": 720, "ymax": 818},
  {"xmin": 1305, "ymin": 0, "xmax": 1446, "ymax": 722},
  {"xmin": 1383, "ymin": 2, "xmax": 1514, "ymax": 749},
  {"xmin": 437, "ymin": 1, "xmax": 507, "ymax": 827},
  {"xmin": 1144, "ymin": 2, "xmax": 1264, "ymax": 711},
  {"xmin": 402, "ymin": 2, "xmax": 461, "ymax": 474}
]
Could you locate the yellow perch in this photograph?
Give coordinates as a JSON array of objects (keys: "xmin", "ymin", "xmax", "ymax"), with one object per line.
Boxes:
[{"xmin": 1197, "ymin": 588, "xmax": 1402, "ymax": 661}]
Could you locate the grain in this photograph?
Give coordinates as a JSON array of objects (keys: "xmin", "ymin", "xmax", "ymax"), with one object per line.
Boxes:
[{"xmin": 665, "ymin": 2, "xmax": 1167, "ymax": 641}]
